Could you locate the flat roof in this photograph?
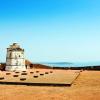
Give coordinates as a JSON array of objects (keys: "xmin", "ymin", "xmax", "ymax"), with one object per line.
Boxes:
[{"xmin": 0, "ymin": 69, "xmax": 80, "ymax": 86}]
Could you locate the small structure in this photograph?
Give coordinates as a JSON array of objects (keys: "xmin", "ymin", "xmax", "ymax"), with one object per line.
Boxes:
[
  {"xmin": 25, "ymin": 60, "xmax": 33, "ymax": 69},
  {"xmin": 5, "ymin": 43, "xmax": 26, "ymax": 71}
]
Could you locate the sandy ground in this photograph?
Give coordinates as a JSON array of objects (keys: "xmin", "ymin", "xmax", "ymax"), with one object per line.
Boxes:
[{"xmin": 0, "ymin": 70, "xmax": 100, "ymax": 100}]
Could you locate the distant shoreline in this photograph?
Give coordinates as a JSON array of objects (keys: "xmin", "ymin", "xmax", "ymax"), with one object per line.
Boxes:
[
  {"xmin": 0, "ymin": 62, "xmax": 100, "ymax": 71},
  {"xmin": 52, "ymin": 66, "xmax": 100, "ymax": 70}
]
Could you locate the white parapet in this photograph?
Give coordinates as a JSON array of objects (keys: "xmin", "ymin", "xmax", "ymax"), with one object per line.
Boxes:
[{"xmin": 5, "ymin": 65, "xmax": 26, "ymax": 71}]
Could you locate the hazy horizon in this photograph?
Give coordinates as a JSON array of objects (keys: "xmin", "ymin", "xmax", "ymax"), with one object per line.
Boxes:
[{"xmin": 0, "ymin": 0, "xmax": 100, "ymax": 62}]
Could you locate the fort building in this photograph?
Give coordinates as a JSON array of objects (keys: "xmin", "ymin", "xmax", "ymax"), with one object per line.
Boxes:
[{"xmin": 5, "ymin": 43, "xmax": 26, "ymax": 71}]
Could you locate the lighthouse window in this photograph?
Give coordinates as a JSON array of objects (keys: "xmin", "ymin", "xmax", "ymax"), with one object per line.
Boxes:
[{"xmin": 9, "ymin": 53, "xmax": 11, "ymax": 57}]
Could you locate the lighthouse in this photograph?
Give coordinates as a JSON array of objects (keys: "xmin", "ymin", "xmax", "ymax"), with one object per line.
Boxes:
[{"xmin": 5, "ymin": 43, "xmax": 26, "ymax": 71}]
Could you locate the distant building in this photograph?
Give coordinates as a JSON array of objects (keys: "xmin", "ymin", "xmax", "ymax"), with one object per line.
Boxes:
[{"xmin": 5, "ymin": 43, "xmax": 26, "ymax": 71}]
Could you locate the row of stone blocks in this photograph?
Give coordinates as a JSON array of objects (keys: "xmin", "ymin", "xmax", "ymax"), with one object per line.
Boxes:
[
  {"xmin": 0, "ymin": 71, "xmax": 53, "ymax": 81},
  {"xmin": 5, "ymin": 71, "xmax": 53, "ymax": 75}
]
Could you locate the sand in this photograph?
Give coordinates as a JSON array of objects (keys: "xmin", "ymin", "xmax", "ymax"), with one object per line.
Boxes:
[{"xmin": 0, "ymin": 70, "xmax": 100, "ymax": 100}]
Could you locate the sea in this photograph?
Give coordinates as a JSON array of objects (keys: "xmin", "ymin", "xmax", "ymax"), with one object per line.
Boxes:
[{"xmin": 38, "ymin": 61, "xmax": 100, "ymax": 67}]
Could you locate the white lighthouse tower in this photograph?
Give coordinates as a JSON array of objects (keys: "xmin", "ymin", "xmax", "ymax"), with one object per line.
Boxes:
[{"xmin": 6, "ymin": 43, "xmax": 26, "ymax": 71}]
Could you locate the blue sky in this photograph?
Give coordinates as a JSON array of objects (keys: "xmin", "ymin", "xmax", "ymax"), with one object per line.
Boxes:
[{"xmin": 0, "ymin": 0, "xmax": 100, "ymax": 62}]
